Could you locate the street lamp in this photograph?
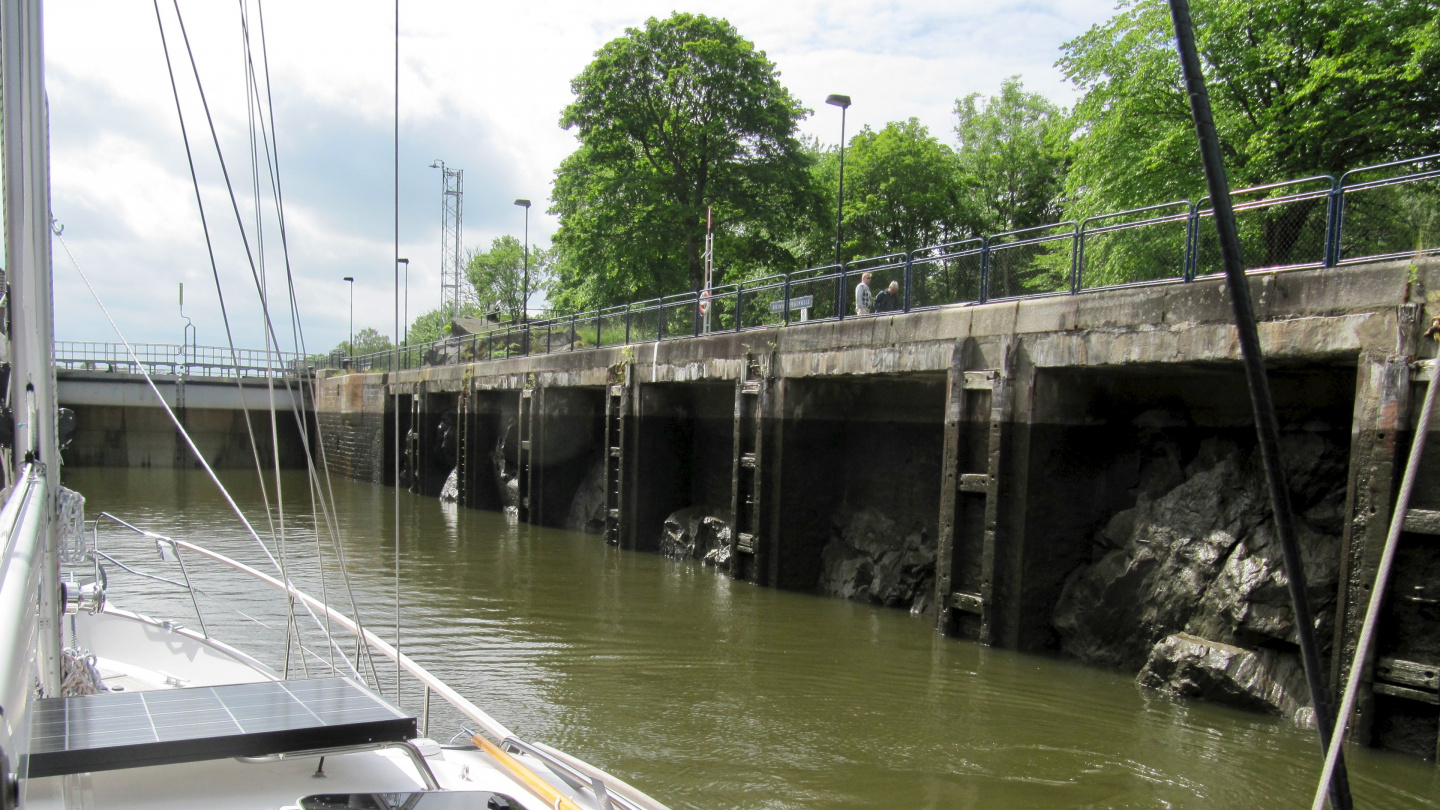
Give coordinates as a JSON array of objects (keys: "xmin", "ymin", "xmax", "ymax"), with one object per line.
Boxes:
[
  {"xmin": 397, "ymin": 258, "xmax": 409, "ymax": 349},
  {"xmin": 825, "ymin": 94, "xmax": 851, "ymax": 267},
  {"xmin": 343, "ymin": 276, "xmax": 354, "ymax": 358},
  {"xmin": 514, "ymin": 199, "xmax": 531, "ymax": 324}
]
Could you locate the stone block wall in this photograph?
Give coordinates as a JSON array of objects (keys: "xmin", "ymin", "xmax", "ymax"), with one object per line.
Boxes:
[{"xmin": 315, "ymin": 371, "xmax": 387, "ymax": 484}]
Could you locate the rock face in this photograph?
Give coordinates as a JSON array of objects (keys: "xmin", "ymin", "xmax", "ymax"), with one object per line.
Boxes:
[
  {"xmin": 490, "ymin": 419, "xmax": 519, "ymax": 515},
  {"xmin": 439, "ymin": 468, "xmax": 459, "ymax": 503},
  {"xmin": 1053, "ymin": 431, "xmax": 1346, "ymax": 722},
  {"xmin": 817, "ymin": 508, "xmax": 935, "ymax": 610},
  {"xmin": 1138, "ymin": 633, "xmax": 1314, "ymax": 726},
  {"xmin": 659, "ymin": 507, "xmax": 733, "ymax": 571},
  {"xmin": 565, "ymin": 458, "xmax": 607, "ymax": 534}
]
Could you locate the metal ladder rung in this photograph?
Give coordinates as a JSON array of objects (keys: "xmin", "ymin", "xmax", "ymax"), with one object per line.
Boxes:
[
  {"xmin": 1402, "ymin": 508, "xmax": 1440, "ymax": 535},
  {"xmin": 741, "ymin": 381, "xmax": 761, "ymax": 395},
  {"xmin": 962, "ymin": 371, "xmax": 998, "ymax": 390},
  {"xmin": 740, "ymin": 453, "xmax": 757, "ymax": 469},
  {"xmin": 950, "ymin": 591, "xmax": 984, "ymax": 614},
  {"xmin": 958, "ymin": 473, "xmax": 988, "ymax": 493},
  {"xmin": 1372, "ymin": 682, "xmax": 1439, "ymax": 704},
  {"xmin": 609, "ymin": 446, "xmax": 622, "ymax": 457},
  {"xmin": 736, "ymin": 533, "xmax": 756, "ymax": 554}
]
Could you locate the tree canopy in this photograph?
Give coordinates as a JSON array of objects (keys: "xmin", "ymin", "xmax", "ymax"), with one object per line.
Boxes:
[
  {"xmin": 332, "ymin": 327, "xmax": 393, "ymax": 357},
  {"xmin": 955, "ymin": 76, "xmax": 1071, "ymax": 234},
  {"xmin": 466, "ymin": 235, "xmax": 551, "ymax": 322},
  {"xmin": 807, "ymin": 119, "xmax": 966, "ymax": 263},
  {"xmin": 1060, "ymin": 0, "xmax": 1440, "ymax": 214},
  {"xmin": 550, "ymin": 12, "xmax": 816, "ymax": 310}
]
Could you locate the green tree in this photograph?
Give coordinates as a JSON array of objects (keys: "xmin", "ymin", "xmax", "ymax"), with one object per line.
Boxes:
[
  {"xmin": 954, "ymin": 76, "xmax": 1070, "ymax": 235},
  {"xmin": 550, "ymin": 12, "xmax": 817, "ymax": 310},
  {"xmin": 332, "ymin": 327, "xmax": 393, "ymax": 357},
  {"xmin": 1060, "ymin": 0, "xmax": 1440, "ymax": 214},
  {"xmin": 466, "ymin": 235, "xmax": 551, "ymax": 322},
  {"xmin": 806, "ymin": 119, "xmax": 966, "ymax": 263},
  {"xmin": 405, "ymin": 304, "xmax": 483, "ymax": 345}
]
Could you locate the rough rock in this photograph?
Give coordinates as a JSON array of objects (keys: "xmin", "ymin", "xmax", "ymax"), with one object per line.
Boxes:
[
  {"xmin": 439, "ymin": 468, "xmax": 459, "ymax": 503},
  {"xmin": 490, "ymin": 422, "xmax": 519, "ymax": 515},
  {"xmin": 564, "ymin": 458, "xmax": 607, "ymax": 534},
  {"xmin": 1054, "ymin": 433, "xmax": 1344, "ymax": 673},
  {"xmin": 817, "ymin": 509, "xmax": 934, "ymax": 609},
  {"xmin": 1053, "ymin": 451, "xmax": 1268, "ymax": 670},
  {"xmin": 1138, "ymin": 633, "xmax": 1314, "ymax": 727},
  {"xmin": 659, "ymin": 507, "xmax": 733, "ymax": 571},
  {"xmin": 1053, "ymin": 428, "xmax": 1347, "ymax": 725}
]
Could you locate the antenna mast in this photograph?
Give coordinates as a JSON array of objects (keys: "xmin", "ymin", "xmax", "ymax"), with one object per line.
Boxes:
[{"xmin": 430, "ymin": 159, "xmax": 464, "ymax": 318}]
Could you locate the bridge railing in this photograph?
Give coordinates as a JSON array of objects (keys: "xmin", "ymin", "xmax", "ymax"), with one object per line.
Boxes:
[
  {"xmin": 339, "ymin": 153, "xmax": 1440, "ymax": 373},
  {"xmin": 56, "ymin": 341, "xmax": 305, "ymax": 379}
]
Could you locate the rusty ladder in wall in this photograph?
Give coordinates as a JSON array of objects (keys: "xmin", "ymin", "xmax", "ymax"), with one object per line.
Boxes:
[
  {"xmin": 935, "ymin": 350, "xmax": 1010, "ymax": 645},
  {"xmin": 602, "ymin": 367, "xmax": 631, "ymax": 546},
  {"xmin": 729, "ymin": 356, "xmax": 766, "ymax": 578},
  {"xmin": 1334, "ymin": 345, "xmax": 1440, "ymax": 762},
  {"xmin": 517, "ymin": 385, "xmax": 535, "ymax": 524},
  {"xmin": 456, "ymin": 370, "xmax": 472, "ymax": 507},
  {"xmin": 405, "ymin": 389, "xmax": 422, "ymax": 495}
]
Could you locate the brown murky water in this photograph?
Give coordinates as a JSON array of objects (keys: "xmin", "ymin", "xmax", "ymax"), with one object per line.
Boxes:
[{"xmin": 65, "ymin": 467, "xmax": 1440, "ymax": 809}]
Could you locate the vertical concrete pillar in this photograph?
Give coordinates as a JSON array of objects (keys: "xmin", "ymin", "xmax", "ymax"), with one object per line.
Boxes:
[
  {"xmin": 1331, "ymin": 350, "xmax": 1412, "ymax": 743},
  {"xmin": 730, "ymin": 353, "xmax": 778, "ymax": 585},
  {"xmin": 518, "ymin": 385, "xmax": 536, "ymax": 524},
  {"xmin": 606, "ymin": 364, "xmax": 638, "ymax": 548}
]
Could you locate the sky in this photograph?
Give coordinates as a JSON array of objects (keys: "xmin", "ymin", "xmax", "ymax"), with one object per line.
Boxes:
[{"xmin": 39, "ymin": 0, "xmax": 1120, "ymax": 353}]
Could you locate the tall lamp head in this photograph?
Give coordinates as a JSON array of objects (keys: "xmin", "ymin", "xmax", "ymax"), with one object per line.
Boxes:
[{"xmin": 825, "ymin": 94, "xmax": 851, "ymax": 110}]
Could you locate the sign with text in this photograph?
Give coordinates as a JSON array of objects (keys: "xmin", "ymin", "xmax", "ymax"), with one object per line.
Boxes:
[{"xmin": 768, "ymin": 295, "xmax": 815, "ymax": 314}]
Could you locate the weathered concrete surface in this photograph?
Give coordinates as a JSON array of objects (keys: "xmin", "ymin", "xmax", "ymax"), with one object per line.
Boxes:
[
  {"xmin": 314, "ymin": 256, "xmax": 1440, "ymax": 757},
  {"xmin": 315, "ymin": 370, "xmax": 387, "ymax": 483},
  {"xmin": 58, "ymin": 371, "xmax": 300, "ymax": 410}
]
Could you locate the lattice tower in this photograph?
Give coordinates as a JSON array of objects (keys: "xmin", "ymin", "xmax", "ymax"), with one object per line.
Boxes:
[{"xmin": 435, "ymin": 163, "xmax": 464, "ymax": 317}]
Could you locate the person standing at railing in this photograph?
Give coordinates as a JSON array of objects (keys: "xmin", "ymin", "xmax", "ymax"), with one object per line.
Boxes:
[
  {"xmin": 873, "ymin": 280, "xmax": 901, "ymax": 313},
  {"xmin": 855, "ymin": 272, "xmax": 874, "ymax": 315}
]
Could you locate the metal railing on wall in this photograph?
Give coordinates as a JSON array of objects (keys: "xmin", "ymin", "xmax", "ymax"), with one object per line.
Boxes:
[
  {"xmin": 55, "ymin": 341, "xmax": 304, "ymax": 379},
  {"xmin": 325, "ymin": 153, "xmax": 1438, "ymax": 373}
]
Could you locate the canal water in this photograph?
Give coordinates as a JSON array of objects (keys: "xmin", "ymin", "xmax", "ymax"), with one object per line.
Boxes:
[{"xmin": 65, "ymin": 467, "xmax": 1439, "ymax": 809}]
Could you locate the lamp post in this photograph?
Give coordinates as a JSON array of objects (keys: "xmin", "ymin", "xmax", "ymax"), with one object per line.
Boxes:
[
  {"xmin": 343, "ymin": 276, "xmax": 354, "ymax": 358},
  {"xmin": 397, "ymin": 259, "xmax": 409, "ymax": 363},
  {"xmin": 825, "ymin": 94, "xmax": 851, "ymax": 267},
  {"xmin": 514, "ymin": 199, "xmax": 531, "ymax": 324}
]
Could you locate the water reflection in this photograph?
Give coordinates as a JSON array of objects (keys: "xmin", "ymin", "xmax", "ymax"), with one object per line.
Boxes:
[{"xmin": 64, "ymin": 467, "xmax": 1440, "ymax": 810}]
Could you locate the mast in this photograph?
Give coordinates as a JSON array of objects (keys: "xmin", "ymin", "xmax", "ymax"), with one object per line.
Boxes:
[{"xmin": 1, "ymin": 0, "xmax": 61, "ymax": 694}]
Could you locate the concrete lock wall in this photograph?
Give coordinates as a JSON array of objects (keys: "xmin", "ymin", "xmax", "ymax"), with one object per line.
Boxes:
[
  {"xmin": 61, "ymin": 374, "xmax": 313, "ymax": 470},
  {"xmin": 313, "ymin": 256, "xmax": 1440, "ymax": 760}
]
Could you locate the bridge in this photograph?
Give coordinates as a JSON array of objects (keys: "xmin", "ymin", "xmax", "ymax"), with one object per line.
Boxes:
[{"xmin": 54, "ymin": 341, "xmax": 310, "ymax": 468}]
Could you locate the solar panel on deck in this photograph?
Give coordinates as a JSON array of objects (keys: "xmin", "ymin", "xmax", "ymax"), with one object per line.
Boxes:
[{"xmin": 29, "ymin": 676, "xmax": 416, "ymax": 778}]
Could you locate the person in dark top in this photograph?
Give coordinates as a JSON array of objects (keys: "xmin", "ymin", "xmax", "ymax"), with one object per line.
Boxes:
[{"xmin": 872, "ymin": 280, "xmax": 901, "ymax": 313}]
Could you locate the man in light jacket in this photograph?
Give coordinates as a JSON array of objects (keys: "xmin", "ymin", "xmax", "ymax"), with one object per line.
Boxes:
[{"xmin": 855, "ymin": 272, "xmax": 874, "ymax": 315}]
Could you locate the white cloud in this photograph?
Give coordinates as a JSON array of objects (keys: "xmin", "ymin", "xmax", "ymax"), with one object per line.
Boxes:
[{"xmin": 43, "ymin": 0, "xmax": 1116, "ymax": 350}]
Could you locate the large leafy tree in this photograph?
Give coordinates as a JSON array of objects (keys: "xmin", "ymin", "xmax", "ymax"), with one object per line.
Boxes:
[
  {"xmin": 1060, "ymin": 0, "xmax": 1440, "ymax": 214},
  {"xmin": 466, "ymin": 235, "xmax": 551, "ymax": 322},
  {"xmin": 803, "ymin": 119, "xmax": 966, "ymax": 263},
  {"xmin": 954, "ymin": 76, "xmax": 1071, "ymax": 235},
  {"xmin": 550, "ymin": 12, "xmax": 816, "ymax": 310},
  {"xmin": 331, "ymin": 327, "xmax": 393, "ymax": 357}
]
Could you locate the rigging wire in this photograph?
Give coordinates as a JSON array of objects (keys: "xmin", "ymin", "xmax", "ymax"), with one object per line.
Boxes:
[
  {"xmin": 150, "ymin": 0, "xmax": 370, "ymax": 682},
  {"xmin": 56, "ymin": 233, "xmax": 362, "ymax": 683},
  {"xmin": 246, "ymin": 0, "xmax": 379, "ymax": 684},
  {"xmin": 238, "ymin": 0, "xmax": 308, "ymax": 682},
  {"xmin": 149, "ymin": 0, "xmax": 302, "ymax": 661},
  {"xmin": 394, "ymin": 0, "xmax": 404, "ymax": 708}
]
